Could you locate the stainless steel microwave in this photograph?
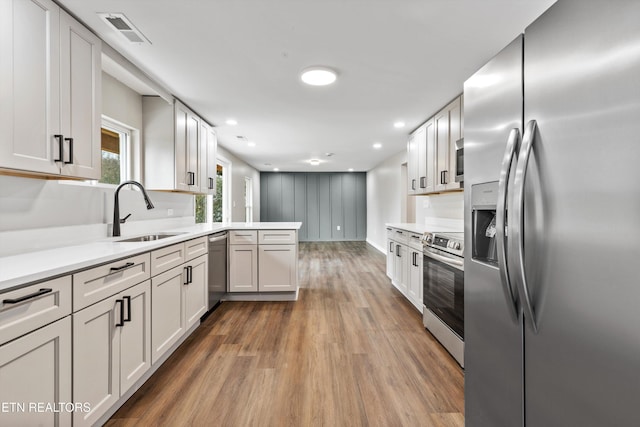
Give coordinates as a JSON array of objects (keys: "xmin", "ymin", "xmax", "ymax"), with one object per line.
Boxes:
[{"xmin": 455, "ymin": 138, "xmax": 464, "ymax": 182}]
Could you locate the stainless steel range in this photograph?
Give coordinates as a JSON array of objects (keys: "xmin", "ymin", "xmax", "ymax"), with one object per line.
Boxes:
[{"xmin": 422, "ymin": 231, "xmax": 464, "ymax": 367}]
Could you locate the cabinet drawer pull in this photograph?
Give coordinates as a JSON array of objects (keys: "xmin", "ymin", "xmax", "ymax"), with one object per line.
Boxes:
[
  {"xmin": 54, "ymin": 135, "xmax": 64, "ymax": 162},
  {"xmin": 3, "ymin": 288, "xmax": 52, "ymax": 304},
  {"xmin": 64, "ymin": 137, "xmax": 74, "ymax": 164},
  {"xmin": 184, "ymin": 266, "xmax": 193, "ymax": 284},
  {"xmin": 209, "ymin": 177, "xmax": 214, "ymax": 190},
  {"xmin": 123, "ymin": 296, "xmax": 132, "ymax": 322},
  {"xmin": 396, "ymin": 244, "xmax": 401, "ymax": 257},
  {"xmin": 115, "ymin": 299, "xmax": 125, "ymax": 327},
  {"xmin": 419, "ymin": 176, "xmax": 426, "ymax": 188},
  {"xmin": 411, "ymin": 179, "xmax": 416, "ymax": 190},
  {"xmin": 188, "ymin": 172, "xmax": 195, "ymax": 186},
  {"xmin": 110, "ymin": 262, "xmax": 135, "ymax": 272}
]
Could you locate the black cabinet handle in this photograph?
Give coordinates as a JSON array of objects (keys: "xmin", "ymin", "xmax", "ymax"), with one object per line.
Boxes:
[
  {"xmin": 184, "ymin": 266, "xmax": 193, "ymax": 284},
  {"xmin": 187, "ymin": 172, "xmax": 195, "ymax": 186},
  {"xmin": 123, "ymin": 296, "xmax": 131, "ymax": 322},
  {"xmin": 411, "ymin": 179, "xmax": 416, "ymax": 190},
  {"xmin": 110, "ymin": 262, "xmax": 134, "ymax": 272},
  {"xmin": 115, "ymin": 299, "xmax": 124, "ymax": 327},
  {"xmin": 443, "ymin": 170, "xmax": 448, "ymax": 184},
  {"xmin": 64, "ymin": 137, "xmax": 74, "ymax": 164},
  {"xmin": 396, "ymin": 244, "xmax": 401, "ymax": 257},
  {"xmin": 3, "ymin": 288, "xmax": 52, "ymax": 304},
  {"xmin": 54, "ymin": 135, "xmax": 64, "ymax": 162},
  {"xmin": 419, "ymin": 177, "xmax": 426, "ymax": 189},
  {"xmin": 389, "ymin": 241, "xmax": 394, "ymax": 252},
  {"xmin": 209, "ymin": 177, "xmax": 214, "ymax": 190}
]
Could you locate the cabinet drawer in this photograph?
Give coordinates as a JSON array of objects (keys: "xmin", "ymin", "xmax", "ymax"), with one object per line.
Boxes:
[
  {"xmin": 408, "ymin": 233, "xmax": 424, "ymax": 251},
  {"xmin": 151, "ymin": 243, "xmax": 185, "ymax": 276},
  {"xmin": 185, "ymin": 236, "xmax": 208, "ymax": 261},
  {"xmin": 386, "ymin": 227, "xmax": 395, "ymax": 239},
  {"xmin": 258, "ymin": 230, "xmax": 297, "ymax": 245},
  {"xmin": 229, "ymin": 230, "xmax": 258, "ymax": 245},
  {"xmin": 391, "ymin": 229, "xmax": 408, "ymax": 244},
  {"xmin": 0, "ymin": 276, "xmax": 72, "ymax": 346},
  {"xmin": 74, "ymin": 253, "xmax": 151, "ymax": 311}
]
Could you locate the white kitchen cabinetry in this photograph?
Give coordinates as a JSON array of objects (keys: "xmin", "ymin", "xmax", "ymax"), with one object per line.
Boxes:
[
  {"xmin": 151, "ymin": 246, "xmax": 207, "ymax": 363},
  {"xmin": 200, "ymin": 122, "xmax": 218, "ymax": 195},
  {"xmin": 229, "ymin": 244, "xmax": 258, "ymax": 292},
  {"xmin": 0, "ymin": 0, "xmax": 101, "ymax": 179},
  {"xmin": 143, "ymin": 97, "xmax": 215, "ymax": 193},
  {"xmin": 73, "ymin": 280, "xmax": 151, "ymax": 427},
  {"xmin": 0, "ymin": 316, "xmax": 72, "ymax": 427},
  {"xmin": 435, "ymin": 96, "xmax": 462, "ymax": 192},
  {"xmin": 387, "ymin": 227, "xmax": 423, "ymax": 312},
  {"xmin": 258, "ymin": 245, "xmax": 297, "ymax": 291},
  {"xmin": 407, "ymin": 132, "xmax": 418, "ymax": 195}
]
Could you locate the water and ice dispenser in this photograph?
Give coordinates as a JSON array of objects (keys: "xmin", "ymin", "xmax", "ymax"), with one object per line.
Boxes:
[{"xmin": 471, "ymin": 181, "xmax": 501, "ymax": 265}]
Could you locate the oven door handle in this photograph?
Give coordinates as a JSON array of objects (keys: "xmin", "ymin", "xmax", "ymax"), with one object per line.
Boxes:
[
  {"xmin": 424, "ymin": 250, "xmax": 463, "ymax": 269},
  {"xmin": 496, "ymin": 127, "xmax": 521, "ymax": 321}
]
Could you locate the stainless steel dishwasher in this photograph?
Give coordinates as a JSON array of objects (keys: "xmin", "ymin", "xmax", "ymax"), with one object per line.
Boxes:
[{"xmin": 207, "ymin": 231, "xmax": 228, "ymax": 311}]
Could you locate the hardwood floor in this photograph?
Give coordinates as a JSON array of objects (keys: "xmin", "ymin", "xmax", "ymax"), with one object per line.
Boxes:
[{"xmin": 107, "ymin": 242, "xmax": 464, "ymax": 426}]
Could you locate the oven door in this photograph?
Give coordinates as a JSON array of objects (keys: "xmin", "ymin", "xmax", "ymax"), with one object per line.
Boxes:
[{"xmin": 423, "ymin": 246, "xmax": 465, "ymax": 339}]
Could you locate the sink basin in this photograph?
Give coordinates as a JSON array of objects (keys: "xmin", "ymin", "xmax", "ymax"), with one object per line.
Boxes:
[{"xmin": 115, "ymin": 232, "xmax": 186, "ymax": 243}]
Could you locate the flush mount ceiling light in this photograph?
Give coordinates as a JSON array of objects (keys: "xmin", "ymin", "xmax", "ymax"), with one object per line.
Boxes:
[
  {"xmin": 300, "ymin": 66, "xmax": 337, "ymax": 86},
  {"xmin": 226, "ymin": 119, "xmax": 238, "ymax": 126},
  {"xmin": 273, "ymin": 168, "xmax": 280, "ymax": 171},
  {"xmin": 247, "ymin": 142, "xmax": 256, "ymax": 147},
  {"xmin": 348, "ymin": 168, "xmax": 354, "ymax": 172},
  {"xmin": 373, "ymin": 142, "xmax": 382, "ymax": 149},
  {"xmin": 309, "ymin": 159, "xmax": 321, "ymax": 166},
  {"xmin": 393, "ymin": 121, "xmax": 406, "ymax": 129}
]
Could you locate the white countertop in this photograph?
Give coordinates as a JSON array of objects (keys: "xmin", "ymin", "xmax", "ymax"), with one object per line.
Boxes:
[
  {"xmin": 385, "ymin": 222, "xmax": 464, "ymax": 235},
  {"xmin": 0, "ymin": 222, "xmax": 301, "ymax": 293}
]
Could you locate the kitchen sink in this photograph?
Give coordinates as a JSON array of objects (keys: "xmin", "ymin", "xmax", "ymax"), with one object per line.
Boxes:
[{"xmin": 115, "ymin": 232, "xmax": 186, "ymax": 243}]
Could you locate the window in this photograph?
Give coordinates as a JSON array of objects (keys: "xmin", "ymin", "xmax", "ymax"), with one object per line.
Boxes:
[
  {"xmin": 100, "ymin": 119, "xmax": 132, "ymax": 185},
  {"xmin": 195, "ymin": 159, "xmax": 230, "ymax": 224}
]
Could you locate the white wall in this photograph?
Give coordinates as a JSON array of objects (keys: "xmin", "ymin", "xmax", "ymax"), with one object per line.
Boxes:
[
  {"xmin": 102, "ymin": 72, "xmax": 143, "ymax": 129},
  {"xmin": 366, "ymin": 150, "xmax": 407, "ymax": 252},
  {"xmin": 366, "ymin": 150, "xmax": 465, "ymax": 253},
  {"xmin": 217, "ymin": 145, "xmax": 261, "ymax": 222}
]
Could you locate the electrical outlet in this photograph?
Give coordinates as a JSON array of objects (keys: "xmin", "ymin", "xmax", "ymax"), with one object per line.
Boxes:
[
  {"xmin": 337, "ymin": 225, "xmax": 341, "ymax": 231},
  {"xmin": 168, "ymin": 209, "xmax": 174, "ymax": 216}
]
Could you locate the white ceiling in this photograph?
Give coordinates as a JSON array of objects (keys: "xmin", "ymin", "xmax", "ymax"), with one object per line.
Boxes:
[{"xmin": 59, "ymin": 0, "xmax": 555, "ymax": 172}]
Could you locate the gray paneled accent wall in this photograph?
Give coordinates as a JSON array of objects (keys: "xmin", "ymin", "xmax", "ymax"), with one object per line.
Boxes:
[{"xmin": 260, "ymin": 172, "xmax": 366, "ymax": 241}]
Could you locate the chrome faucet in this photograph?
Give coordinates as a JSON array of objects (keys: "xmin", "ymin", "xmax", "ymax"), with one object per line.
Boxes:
[{"xmin": 112, "ymin": 180, "xmax": 155, "ymax": 237}]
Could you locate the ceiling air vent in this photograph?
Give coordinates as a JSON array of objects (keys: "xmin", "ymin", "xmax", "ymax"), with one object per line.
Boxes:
[{"xmin": 98, "ymin": 13, "xmax": 151, "ymax": 45}]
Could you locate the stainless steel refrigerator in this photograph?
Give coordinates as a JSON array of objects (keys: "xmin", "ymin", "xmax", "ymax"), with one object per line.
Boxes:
[{"xmin": 463, "ymin": 1, "xmax": 640, "ymax": 426}]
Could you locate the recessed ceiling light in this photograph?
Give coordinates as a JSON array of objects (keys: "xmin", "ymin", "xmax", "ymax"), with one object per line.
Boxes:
[
  {"xmin": 226, "ymin": 119, "xmax": 238, "ymax": 126},
  {"xmin": 373, "ymin": 143, "xmax": 382, "ymax": 149},
  {"xmin": 348, "ymin": 168, "xmax": 354, "ymax": 172},
  {"xmin": 273, "ymin": 168, "xmax": 280, "ymax": 171},
  {"xmin": 393, "ymin": 121, "xmax": 405, "ymax": 129},
  {"xmin": 300, "ymin": 66, "xmax": 337, "ymax": 86},
  {"xmin": 247, "ymin": 142, "xmax": 256, "ymax": 147},
  {"xmin": 310, "ymin": 159, "xmax": 321, "ymax": 166}
]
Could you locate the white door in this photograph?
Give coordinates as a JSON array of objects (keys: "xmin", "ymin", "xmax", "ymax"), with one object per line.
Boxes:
[
  {"xmin": 73, "ymin": 295, "xmax": 121, "ymax": 427},
  {"xmin": 0, "ymin": 0, "xmax": 61, "ymax": 175},
  {"xmin": 0, "ymin": 317, "xmax": 71, "ymax": 427},
  {"xmin": 119, "ymin": 280, "xmax": 151, "ymax": 393},
  {"xmin": 174, "ymin": 102, "xmax": 190, "ymax": 191},
  {"xmin": 59, "ymin": 10, "xmax": 101, "ymax": 179},
  {"xmin": 434, "ymin": 109, "xmax": 449, "ymax": 192},
  {"xmin": 186, "ymin": 111, "xmax": 200, "ymax": 192}
]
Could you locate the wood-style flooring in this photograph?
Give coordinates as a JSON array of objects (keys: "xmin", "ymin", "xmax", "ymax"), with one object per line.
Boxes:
[{"xmin": 106, "ymin": 241, "xmax": 464, "ymax": 426}]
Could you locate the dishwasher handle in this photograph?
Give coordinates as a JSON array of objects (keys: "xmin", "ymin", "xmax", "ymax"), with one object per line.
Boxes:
[{"xmin": 209, "ymin": 234, "xmax": 228, "ymax": 243}]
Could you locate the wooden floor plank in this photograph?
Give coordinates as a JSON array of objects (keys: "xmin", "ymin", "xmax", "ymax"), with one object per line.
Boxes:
[{"xmin": 107, "ymin": 241, "xmax": 464, "ymax": 426}]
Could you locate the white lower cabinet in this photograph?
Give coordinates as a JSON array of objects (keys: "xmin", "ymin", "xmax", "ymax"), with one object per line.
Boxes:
[
  {"xmin": 184, "ymin": 254, "xmax": 207, "ymax": 329},
  {"xmin": 151, "ymin": 253, "xmax": 207, "ymax": 363},
  {"xmin": 392, "ymin": 242, "xmax": 408, "ymax": 295},
  {"xmin": 229, "ymin": 244, "xmax": 258, "ymax": 292},
  {"xmin": 151, "ymin": 265, "xmax": 186, "ymax": 364},
  {"xmin": 258, "ymin": 244, "xmax": 297, "ymax": 292},
  {"xmin": 73, "ymin": 280, "xmax": 151, "ymax": 427},
  {"xmin": 0, "ymin": 316, "xmax": 71, "ymax": 427},
  {"xmin": 407, "ymin": 248, "xmax": 423, "ymax": 311},
  {"xmin": 386, "ymin": 238, "xmax": 394, "ymax": 278}
]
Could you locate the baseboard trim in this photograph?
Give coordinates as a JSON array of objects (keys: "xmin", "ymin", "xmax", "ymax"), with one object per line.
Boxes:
[{"xmin": 366, "ymin": 239, "xmax": 387, "ymax": 255}]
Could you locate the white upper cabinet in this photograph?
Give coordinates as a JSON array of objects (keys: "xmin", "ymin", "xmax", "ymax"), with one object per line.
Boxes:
[
  {"xmin": 435, "ymin": 96, "xmax": 462, "ymax": 192},
  {"xmin": 407, "ymin": 132, "xmax": 418, "ymax": 195},
  {"xmin": 144, "ymin": 97, "xmax": 213, "ymax": 193},
  {"xmin": 0, "ymin": 0, "xmax": 100, "ymax": 179},
  {"xmin": 200, "ymin": 122, "xmax": 217, "ymax": 195}
]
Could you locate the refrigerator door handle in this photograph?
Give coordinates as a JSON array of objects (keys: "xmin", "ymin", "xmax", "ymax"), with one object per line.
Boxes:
[
  {"xmin": 511, "ymin": 120, "xmax": 538, "ymax": 333},
  {"xmin": 496, "ymin": 127, "xmax": 521, "ymax": 320}
]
